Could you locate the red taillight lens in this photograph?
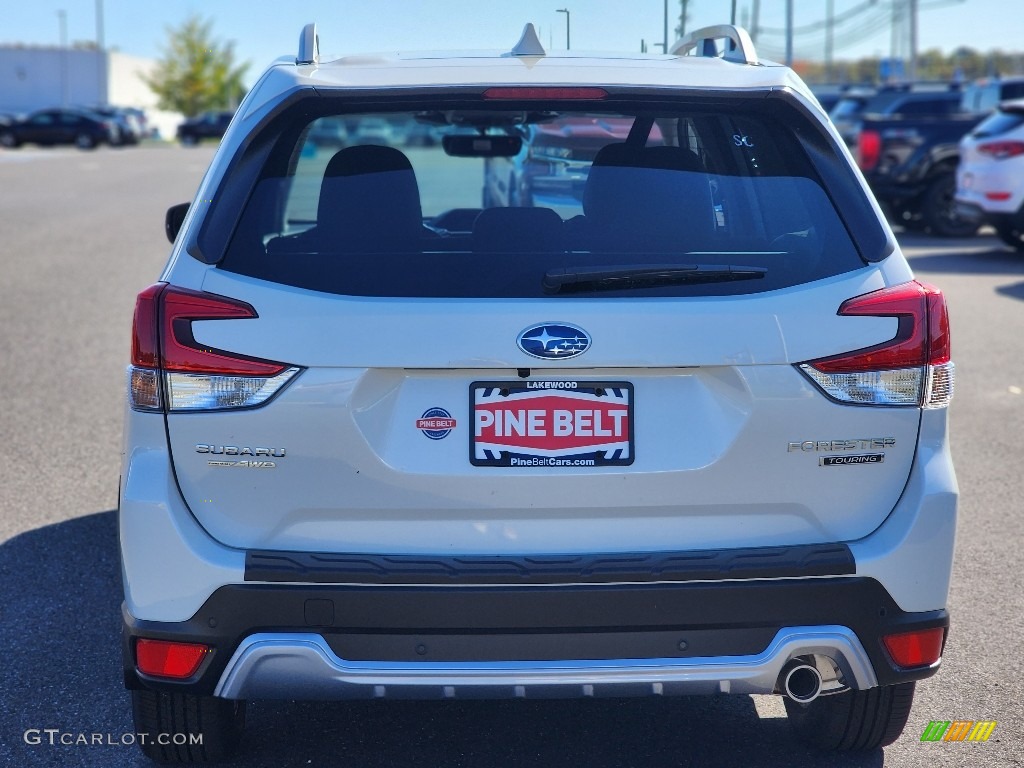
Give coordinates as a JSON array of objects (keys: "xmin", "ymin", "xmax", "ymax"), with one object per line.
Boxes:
[
  {"xmin": 131, "ymin": 283, "xmax": 166, "ymax": 368},
  {"xmin": 858, "ymin": 129, "xmax": 881, "ymax": 171},
  {"xmin": 136, "ymin": 638, "xmax": 210, "ymax": 679},
  {"xmin": 984, "ymin": 191, "xmax": 1013, "ymax": 201},
  {"xmin": 483, "ymin": 87, "xmax": 608, "ymax": 100},
  {"xmin": 160, "ymin": 287, "xmax": 286, "ymax": 376},
  {"xmin": 977, "ymin": 140, "xmax": 1024, "ymax": 159},
  {"xmin": 882, "ymin": 627, "xmax": 945, "ymax": 669},
  {"xmin": 810, "ymin": 281, "xmax": 947, "ymax": 373},
  {"xmin": 922, "ymin": 282, "xmax": 951, "ymax": 365}
]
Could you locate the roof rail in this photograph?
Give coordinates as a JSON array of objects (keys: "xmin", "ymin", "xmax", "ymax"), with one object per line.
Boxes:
[
  {"xmin": 511, "ymin": 23, "xmax": 546, "ymax": 57},
  {"xmin": 297, "ymin": 23, "xmax": 319, "ymax": 65},
  {"xmin": 671, "ymin": 24, "xmax": 758, "ymax": 66}
]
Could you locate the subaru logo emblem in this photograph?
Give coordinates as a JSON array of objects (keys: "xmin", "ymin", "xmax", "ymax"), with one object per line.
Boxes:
[{"xmin": 517, "ymin": 323, "xmax": 591, "ymax": 360}]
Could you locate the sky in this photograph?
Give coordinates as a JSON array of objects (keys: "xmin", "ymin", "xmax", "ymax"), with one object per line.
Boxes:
[{"xmin": 0, "ymin": 0, "xmax": 1016, "ymax": 86}]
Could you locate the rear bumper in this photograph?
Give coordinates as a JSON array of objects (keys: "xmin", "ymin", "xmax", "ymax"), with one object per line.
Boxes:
[
  {"xmin": 122, "ymin": 576, "xmax": 948, "ymax": 699},
  {"xmin": 953, "ymin": 200, "xmax": 986, "ymax": 225},
  {"xmin": 212, "ymin": 626, "xmax": 877, "ymax": 700}
]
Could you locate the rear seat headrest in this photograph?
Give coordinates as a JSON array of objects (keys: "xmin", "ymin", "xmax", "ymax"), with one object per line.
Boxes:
[
  {"xmin": 473, "ymin": 207, "xmax": 564, "ymax": 253},
  {"xmin": 316, "ymin": 144, "xmax": 423, "ymax": 251}
]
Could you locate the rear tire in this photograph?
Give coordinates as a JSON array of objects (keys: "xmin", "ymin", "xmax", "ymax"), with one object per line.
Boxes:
[
  {"xmin": 75, "ymin": 132, "xmax": 97, "ymax": 150},
  {"xmin": 784, "ymin": 682, "xmax": 916, "ymax": 751},
  {"xmin": 922, "ymin": 174, "xmax": 979, "ymax": 237},
  {"xmin": 0, "ymin": 130, "xmax": 18, "ymax": 148},
  {"xmin": 131, "ymin": 688, "xmax": 245, "ymax": 764},
  {"xmin": 994, "ymin": 221, "xmax": 1024, "ymax": 251}
]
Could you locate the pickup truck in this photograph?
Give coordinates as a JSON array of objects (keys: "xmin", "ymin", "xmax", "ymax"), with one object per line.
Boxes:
[{"xmin": 855, "ymin": 76, "xmax": 1024, "ymax": 236}]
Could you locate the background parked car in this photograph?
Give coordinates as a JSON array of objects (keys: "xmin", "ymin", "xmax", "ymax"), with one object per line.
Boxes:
[
  {"xmin": 305, "ymin": 116, "xmax": 347, "ymax": 148},
  {"xmin": 176, "ymin": 110, "xmax": 234, "ymax": 145},
  {"xmin": 483, "ymin": 117, "xmax": 660, "ymax": 214},
  {"xmin": 836, "ymin": 83, "xmax": 961, "ymax": 147},
  {"xmin": 347, "ymin": 116, "xmax": 396, "ymax": 145},
  {"xmin": 856, "ymin": 77, "xmax": 1024, "ymax": 236},
  {"xmin": 828, "ymin": 86, "xmax": 878, "ymax": 145},
  {"xmin": 89, "ymin": 106, "xmax": 143, "ymax": 145},
  {"xmin": 956, "ymin": 98, "xmax": 1024, "ymax": 250},
  {"xmin": 0, "ymin": 107, "xmax": 119, "ymax": 149}
]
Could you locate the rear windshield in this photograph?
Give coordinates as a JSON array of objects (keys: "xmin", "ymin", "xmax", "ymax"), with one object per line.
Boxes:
[
  {"xmin": 215, "ymin": 97, "xmax": 871, "ymax": 298},
  {"xmin": 972, "ymin": 108, "xmax": 1024, "ymax": 138}
]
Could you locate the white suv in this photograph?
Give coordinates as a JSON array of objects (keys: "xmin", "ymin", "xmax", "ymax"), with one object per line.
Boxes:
[
  {"xmin": 956, "ymin": 97, "xmax": 1024, "ymax": 250},
  {"xmin": 120, "ymin": 23, "xmax": 958, "ymax": 763}
]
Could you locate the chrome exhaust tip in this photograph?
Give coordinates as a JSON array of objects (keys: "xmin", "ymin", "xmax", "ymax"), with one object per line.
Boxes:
[{"xmin": 781, "ymin": 659, "xmax": 823, "ymax": 704}]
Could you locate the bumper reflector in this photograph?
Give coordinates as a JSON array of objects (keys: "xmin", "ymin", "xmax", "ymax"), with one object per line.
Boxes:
[
  {"xmin": 882, "ymin": 627, "xmax": 944, "ymax": 669},
  {"xmin": 136, "ymin": 638, "xmax": 210, "ymax": 679}
]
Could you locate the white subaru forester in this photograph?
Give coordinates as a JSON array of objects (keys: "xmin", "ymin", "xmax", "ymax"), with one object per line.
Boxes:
[{"xmin": 120, "ymin": 23, "xmax": 958, "ymax": 763}]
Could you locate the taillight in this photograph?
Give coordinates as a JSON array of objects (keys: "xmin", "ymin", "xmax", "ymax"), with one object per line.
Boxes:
[
  {"xmin": 882, "ymin": 627, "xmax": 945, "ymax": 669},
  {"xmin": 858, "ymin": 129, "xmax": 881, "ymax": 171},
  {"xmin": 977, "ymin": 140, "xmax": 1024, "ymax": 159},
  {"xmin": 136, "ymin": 638, "xmax": 210, "ymax": 679},
  {"xmin": 799, "ymin": 281, "xmax": 954, "ymax": 408},
  {"xmin": 127, "ymin": 283, "xmax": 299, "ymax": 412}
]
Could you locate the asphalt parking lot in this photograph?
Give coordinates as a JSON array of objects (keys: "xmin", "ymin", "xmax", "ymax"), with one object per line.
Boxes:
[{"xmin": 0, "ymin": 145, "xmax": 1021, "ymax": 767}]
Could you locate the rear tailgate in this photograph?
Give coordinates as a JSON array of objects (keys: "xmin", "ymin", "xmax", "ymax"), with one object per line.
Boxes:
[{"xmin": 162, "ymin": 267, "xmax": 919, "ymax": 554}]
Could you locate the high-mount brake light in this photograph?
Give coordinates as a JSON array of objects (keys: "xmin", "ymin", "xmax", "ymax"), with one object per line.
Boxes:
[
  {"xmin": 800, "ymin": 281, "xmax": 954, "ymax": 408},
  {"xmin": 483, "ymin": 87, "xmax": 608, "ymax": 100},
  {"xmin": 136, "ymin": 638, "xmax": 210, "ymax": 679},
  {"xmin": 127, "ymin": 284, "xmax": 300, "ymax": 412}
]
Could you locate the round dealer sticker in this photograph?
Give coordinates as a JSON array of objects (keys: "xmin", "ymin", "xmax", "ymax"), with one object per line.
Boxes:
[{"xmin": 417, "ymin": 407, "xmax": 457, "ymax": 440}]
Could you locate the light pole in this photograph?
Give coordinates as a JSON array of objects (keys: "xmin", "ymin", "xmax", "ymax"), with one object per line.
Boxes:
[{"xmin": 556, "ymin": 8, "xmax": 570, "ymax": 50}]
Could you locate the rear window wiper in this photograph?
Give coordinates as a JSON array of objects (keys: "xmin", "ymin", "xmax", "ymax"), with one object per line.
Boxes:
[{"xmin": 542, "ymin": 264, "xmax": 768, "ymax": 294}]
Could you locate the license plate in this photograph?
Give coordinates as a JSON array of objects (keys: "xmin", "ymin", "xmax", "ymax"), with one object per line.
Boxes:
[{"xmin": 470, "ymin": 380, "xmax": 634, "ymax": 467}]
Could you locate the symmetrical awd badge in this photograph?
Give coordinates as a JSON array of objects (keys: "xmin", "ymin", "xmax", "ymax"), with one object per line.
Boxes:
[{"xmin": 517, "ymin": 323, "xmax": 591, "ymax": 360}]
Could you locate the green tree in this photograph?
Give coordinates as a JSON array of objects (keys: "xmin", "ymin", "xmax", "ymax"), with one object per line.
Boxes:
[{"xmin": 143, "ymin": 15, "xmax": 248, "ymax": 117}]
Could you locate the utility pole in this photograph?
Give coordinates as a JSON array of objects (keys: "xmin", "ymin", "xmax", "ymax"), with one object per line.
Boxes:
[
  {"xmin": 825, "ymin": 0, "xmax": 834, "ymax": 81},
  {"xmin": 908, "ymin": 0, "xmax": 918, "ymax": 81},
  {"xmin": 556, "ymin": 8, "xmax": 570, "ymax": 50},
  {"xmin": 890, "ymin": 0, "xmax": 901, "ymax": 80},
  {"xmin": 751, "ymin": 0, "xmax": 760, "ymax": 43},
  {"xmin": 58, "ymin": 9, "xmax": 68, "ymax": 107},
  {"xmin": 731, "ymin": 0, "xmax": 737, "ymax": 25},
  {"xmin": 679, "ymin": 0, "xmax": 688, "ymax": 38}
]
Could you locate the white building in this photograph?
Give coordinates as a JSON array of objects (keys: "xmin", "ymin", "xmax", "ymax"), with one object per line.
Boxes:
[{"xmin": 0, "ymin": 46, "xmax": 182, "ymax": 139}]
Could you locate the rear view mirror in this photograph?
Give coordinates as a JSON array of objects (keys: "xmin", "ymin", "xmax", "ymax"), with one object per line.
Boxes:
[
  {"xmin": 165, "ymin": 202, "xmax": 189, "ymax": 244},
  {"xmin": 442, "ymin": 134, "xmax": 522, "ymax": 157}
]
